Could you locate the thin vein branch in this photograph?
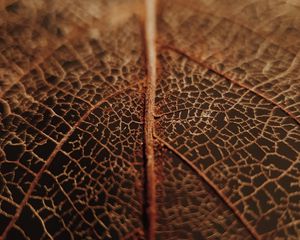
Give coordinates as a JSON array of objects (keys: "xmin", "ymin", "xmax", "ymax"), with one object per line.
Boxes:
[
  {"xmin": 0, "ymin": 83, "xmax": 139, "ymax": 239},
  {"xmin": 162, "ymin": 45, "xmax": 300, "ymax": 126},
  {"xmin": 154, "ymin": 133, "xmax": 260, "ymax": 240}
]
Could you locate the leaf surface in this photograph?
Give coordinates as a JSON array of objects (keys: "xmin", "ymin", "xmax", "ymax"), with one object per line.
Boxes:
[{"xmin": 0, "ymin": 0, "xmax": 299, "ymax": 239}]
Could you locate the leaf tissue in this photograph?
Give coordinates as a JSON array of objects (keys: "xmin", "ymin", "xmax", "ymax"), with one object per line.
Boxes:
[{"xmin": 0, "ymin": 0, "xmax": 299, "ymax": 239}]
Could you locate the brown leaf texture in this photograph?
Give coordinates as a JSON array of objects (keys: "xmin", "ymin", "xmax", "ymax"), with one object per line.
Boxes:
[{"xmin": 0, "ymin": 0, "xmax": 299, "ymax": 239}]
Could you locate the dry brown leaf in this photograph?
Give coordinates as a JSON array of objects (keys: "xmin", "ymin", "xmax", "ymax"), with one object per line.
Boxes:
[{"xmin": 0, "ymin": 0, "xmax": 299, "ymax": 239}]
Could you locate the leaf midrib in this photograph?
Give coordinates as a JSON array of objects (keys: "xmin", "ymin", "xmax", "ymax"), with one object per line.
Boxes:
[{"xmin": 144, "ymin": 0, "xmax": 158, "ymax": 239}]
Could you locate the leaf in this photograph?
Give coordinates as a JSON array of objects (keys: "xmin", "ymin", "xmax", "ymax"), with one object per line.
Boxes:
[{"xmin": 0, "ymin": 0, "xmax": 299, "ymax": 239}]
